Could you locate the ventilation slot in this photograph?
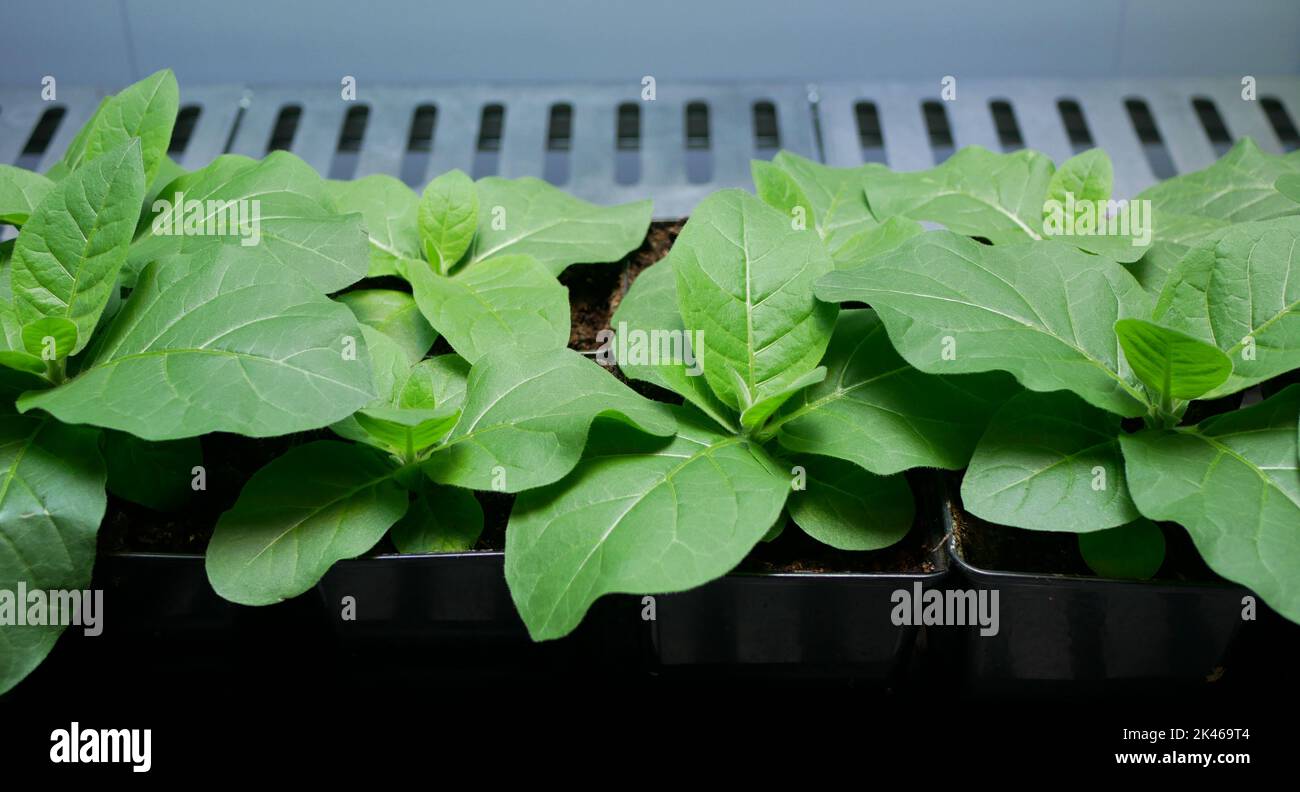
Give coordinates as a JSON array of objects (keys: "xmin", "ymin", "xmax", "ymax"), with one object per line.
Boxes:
[
  {"xmin": 615, "ymin": 102, "xmax": 640, "ymax": 186},
  {"xmin": 685, "ymin": 101, "xmax": 712, "ymax": 184},
  {"xmin": 989, "ymin": 100, "xmax": 1024, "ymax": 152},
  {"xmin": 402, "ymin": 104, "xmax": 437, "ymax": 187},
  {"xmin": 541, "ymin": 103, "xmax": 572, "ymax": 186},
  {"xmin": 472, "ymin": 104, "xmax": 505, "ymax": 179},
  {"xmin": 1057, "ymin": 98, "xmax": 1094, "ymax": 153},
  {"xmin": 266, "ymin": 105, "xmax": 301, "ymax": 153},
  {"xmin": 854, "ymin": 101, "xmax": 886, "ymax": 163},
  {"xmin": 329, "ymin": 104, "xmax": 369, "ymax": 180},
  {"xmin": 169, "ymin": 105, "xmax": 202, "ymax": 155},
  {"xmin": 1125, "ymin": 98, "xmax": 1176, "ymax": 180},
  {"xmin": 1191, "ymin": 97, "xmax": 1232, "ymax": 157},
  {"xmin": 222, "ymin": 98, "xmax": 247, "ymax": 154},
  {"xmin": 1261, "ymin": 96, "xmax": 1299, "ymax": 151},
  {"xmin": 752, "ymin": 100, "xmax": 780, "ymax": 160},
  {"xmin": 921, "ymin": 100, "xmax": 954, "ymax": 164},
  {"xmin": 16, "ymin": 106, "xmax": 66, "ymax": 169}
]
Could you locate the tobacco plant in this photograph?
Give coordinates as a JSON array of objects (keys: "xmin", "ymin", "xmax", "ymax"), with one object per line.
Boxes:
[{"xmin": 815, "ymin": 141, "xmax": 1300, "ymax": 622}]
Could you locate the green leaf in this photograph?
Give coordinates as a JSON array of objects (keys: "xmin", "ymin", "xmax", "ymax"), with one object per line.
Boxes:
[
  {"xmin": 608, "ymin": 260, "xmax": 735, "ymax": 432},
  {"xmin": 0, "ymin": 165, "xmax": 54, "ymax": 225},
  {"xmin": 464, "ymin": 177, "xmax": 651, "ymax": 275},
  {"xmin": 829, "ymin": 216, "xmax": 925, "ymax": 271},
  {"xmin": 18, "ymin": 246, "xmax": 375, "ymax": 440},
  {"xmin": 672, "ymin": 189, "xmax": 837, "ymax": 413},
  {"xmin": 506, "ymin": 406, "xmax": 790, "ymax": 640},
  {"xmin": 143, "ymin": 155, "xmax": 186, "ymax": 209},
  {"xmin": 1137, "ymin": 138, "xmax": 1300, "ymax": 223},
  {"xmin": 765, "ymin": 150, "xmax": 887, "ymax": 266},
  {"xmin": 1120, "ymin": 385, "xmax": 1300, "ymax": 623},
  {"xmin": 866, "ymin": 145, "xmax": 1054, "ymax": 243},
  {"xmin": 326, "ymin": 174, "xmax": 420, "ymax": 278},
  {"xmin": 816, "ymin": 232, "xmax": 1152, "ymax": 417},
  {"xmin": 0, "ymin": 302, "xmax": 48, "ymax": 376},
  {"xmin": 787, "ymin": 454, "xmax": 914, "ymax": 551},
  {"xmin": 418, "ymin": 169, "xmax": 478, "ymax": 274},
  {"xmin": 766, "ymin": 309, "xmax": 1017, "ymax": 475},
  {"xmin": 403, "ymin": 253, "xmax": 570, "ymax": 364},
  {"xmin": 961, "ymin": 390, "xmax": 1139, "ymax": 531},
  {"xmin": 1126, "ymin": 212, "xmax": 1230, "ymax": 295},
  {"xmin": 12, "ymin": 140, "xmax": 145, "ymax": 355},
  {"xmin": 1042, "ymin": 150, "xmax": 1150, "ymax": 263},
  {"xmin": 129, "ymin": 151, "xmax": 369, "ymax": 293},
  {"xmin": 1153, "ymin": 217, "xmax": 1300, "ymax": 398},
  {"xmin": 50, "ymin": 69, "xmax": 178, "ymax": 185},
  {"xmin": 424, "ymin": 347, "xmax": 676, "ymax": 493},
  {"xmin": 205, "ymin": 441, "xmax": 408, "ymax": 605},
  {"xmin": 1278, "ymin": 173, "xmax": 1300, "ymax": 204},
  {"xmin": 0, "ymin": 417, "xmax": 105, "ymax": 695},
  {"xmin": 1077, "ymin": 519, "xmax": 1165, "ymax": 580},
  {"xmin": 1114, "ymin": 318, "xmax": 1232, "ymax": 403},
  {"xmin": 738, "ymin": 366, "xmax": 825, "ymax": 432},
  {"xmin": 102, "ymin": 431, "xmax": 201, "ymax": 512},
  {"xmin": 20, "ymin": 317, "xmax": 77, "ymax": 361},
  {"xmin": 1047, "ymin": 148, "xmax": 1112, "ymax": 206},
  {"xmin": 336, "ymin": 289, "xmax": 437, "ymax": 365},
  {"xmin": 751, "ymin": 159, "xmax": 815, "ymax": 229},
  {"xmin": 391, "ymin": 483, "xmax": 483, "ymax": 554}
]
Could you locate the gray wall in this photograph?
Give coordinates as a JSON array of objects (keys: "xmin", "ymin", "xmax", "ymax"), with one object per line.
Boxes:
[{"xmin": 2, "ymin": 0, "xmax": 1298, "ymax": 88}]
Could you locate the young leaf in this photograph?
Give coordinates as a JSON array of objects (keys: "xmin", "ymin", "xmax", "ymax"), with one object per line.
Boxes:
[
  {"xmin": 816, "ymin": 232, "xmax": 1152, "ymax": 417},
  {"xmin": 391, "ymin": 482, "xmax": 483, "ymax": 554},
  {"xmin": 1137, "ymin": 138, "xmax": 1300, "ymax": 223},
  {"xmin": 102, "ymin": 431, "xmax": 202, "ymax": 512},
  {"xmin": 1077, "ymin": 519, "xmax": 1165, "ymax": 580},
  {"xmin": 751, "ymin": 160, "xmax": 815, "ymax": 229},
  {"xmin": 402, "ymin": 254, "xmax": 570, "ymax": 364},
  {"xmin": 505, "ymin": 407, "xmax": 790, "ymax": 640},
  {"xmin": 11, "ymin": 140, "xmax": 145, "ymax": 355},
  {"xmin": 464, "ymin": 177, "xmax": 651, "ymax": 275},
  {"xmin": 786, "ymin": 454, "xmax": 914, "ymax": 551},
  {"xmin": 866, "ymin": 146, "xmax": 1054, "ymax": 243},
  {"xmin": 418, "ymin": 169, "xmax": 478, "ymax": 274},
  {"xmin": 205, "ymin": 441, "xmax": 408, "ymax": 605},
  {"xmin": 1153, "ymin": 217, "xmax": 1300, "ymax": 398},
  {"xmin": 18, "ymin": 248, "xmax": 375, "ymax": 440},
  {"xmin": 1120, "ymin": 385, "xmax": 1300, "ymax": 622},
  {"xmin": 1046, "ymin": 148, "xmax": 1112, "ymax": 207},
  {"xmin": 0, "ymin": 416, "xmax": 105, "ymax": 695},
  {"xmin": 767, "ymin": 309, "xmax": 1017, "ymax": 475},
  {"xmin": 49, "ymin": 69, "xmax": 178, "ymax": 185},
  {"xmin": 327, "ymin": 174, "xmax": 420, "ymax": 278},
  {"xmin": 1114, "ymin": 318, "xmax": 1232, "ymax": 403},
  {"xmin": 672, "ymin": 189, "xmax": 837, "ymax": 413},
  {"xmin": 961, "ymin": 390, "xmax": 1139, "ymax": 531},
  {"xmin": 738, "ymin": 366, "xmax": 826, "ymax": 432},
  {"xmin": 336, "ymin": 289, "xmax": 437, "ymax": 365},
  {"xmin": 0, "ymin": 165, "xmax": 54, "ymax": 225},
  {"xmin": 423, "ymin": 347, "xmax": 676, "ymax": 493},
  {"xmin": 764, "ymin": 150, "xmax": 887, "ymax": 266},
  {"xmin": 20, "ymin": 317, "xmax": 77, "ymax": 361}
]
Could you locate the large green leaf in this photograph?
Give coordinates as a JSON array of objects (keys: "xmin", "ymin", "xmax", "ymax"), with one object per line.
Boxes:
[
  {"xmin": 336, "ymin": 289, "xmax": 437, "ymax": 365},
  {"xmin": 0, "ymin": 165, "xmax": 54, "ymax": 225},
  {"xmin": 506, "ymin": 406, "xmax": 790, "ymax": 640},
  {"xmin": 759, "ymin": 151, "xmax": 889, "ymax": 267},
  {"xmin": 129, "ymin": 152, "xmax": 369, "ymax": 293},
  {"xmin": 326, "ymin": 174, "xmax": 420, "ymax": 278},
  {"xmin": 866, "ymin": 146, "xmax": 1054, "ymax": 244},
  {"xmin": 205, "ymin": 441, "xmax": 408, "ymax": 605},
  {"xmin": 1137, "ymin": 138, "xmax": 1300, "ymax": 223},
  {"xmin": 816, "ymin": 232, "xmax": 1152, "ymax": 417},
  {"xmin": 765, "ymin": 309, "xmax": 1016, "ymax": 475},
  {"xmin": 464, "ymin": 177, "xmax": 650, "ymax": 275},
  {"xmin": 18, "ymin": 246, "xmax": 375, "ymax": 440},
  {"xmin": 49, "ymin": 69, "xmax": 178, "ymax": 185},
  {"xmin": 402, "ymin": 254, "xmax": 569, "ymax": 364},
  {"xmin": 423, "ymin": 347, "xmax": 676, "ymax": 493},
  {"xmin": 1114, "ymin": 318, "xmax": 1232, "ymax": 403},
  {"xmin": 672, "ymin": 189, "xmax": 836, "ymax": 413},
  {"xmin": 1120, "ymin": 385, "xmax": 1300, "ymax": 623},
  {"xmin": 102, "ymin": 430, "xmax": 202, "ymax": 512},
  {"xmin": 11, "ymin": 140, "xmax": 145, "ymax": 355},
  {"xmin": 390, "ymin": 482, "xmax": 483, "ymax": 554},
  {"xmin": 786, "ymin": 453, "xmax": 914, "ymax": 551},
  {"xmin": 1153, "ymin": 217, "xmax": 1300, "ymax": 398},
  {"xmin": 0, "ymin": 416, "xmax": 106, "ymax": 695},
  {"xmin": 418, "ymin": 169, "xmax": 478, "ymax": 274},
  {"xmin": 961, "ymin": 390, "xmax": 1139, "ymax": 532}
]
